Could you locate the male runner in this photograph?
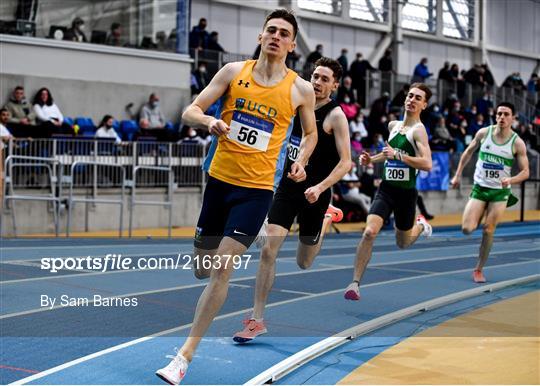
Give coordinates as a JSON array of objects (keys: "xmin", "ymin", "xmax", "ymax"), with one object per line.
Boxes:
[
  {"xmin": 450, "ymin": 102, "xmax": 529, "ymax": 283},
  {"xmin": 156, "ymin": 9, "xmax": 317, "ymax": 384},
  {"xmin": 344, "ymin": 83, "xmax": 433, "ymax": 300},
  {"xmin": 232, "ymin": 57, "xmax": 351, "ymax": 343}
]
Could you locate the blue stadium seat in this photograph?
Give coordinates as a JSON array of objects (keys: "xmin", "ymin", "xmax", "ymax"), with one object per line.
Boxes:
[
  {"xmin": 64, "ymin": 117, "xmax": 74, "ymax": 127},
  {"xmin": 120, "ymin": 120, "xmax": 139, "ymax": 141},
  {"xmin": 75, "ymin": 116, "xmax": 96, "ymax": 137}
]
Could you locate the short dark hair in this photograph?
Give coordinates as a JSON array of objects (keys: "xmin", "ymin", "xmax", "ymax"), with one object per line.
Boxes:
[
  {"xmin": 0, "ymin": 108, "xmax": 8, "ymax": 114},
  {"xmin": 14, "ymin": 86, "xmax": 24, "ymax": 92},
  {"xmin": 314, "ymin": 57, "xmax": 343, "ymax": 83},
  {"xmin": 496, "ymin": 101, "xmax": 515, "ymax": 115},
  {"xmin": 111, "ymin": 22, "xmax": 121, "ymax": 31},
  {"xmin": 409, "ymin": 82, "xmax": 432, "ymax": 102},
  {"xmin": 264, "ymin": 9, "xmax": 298, "ymax": 38}
]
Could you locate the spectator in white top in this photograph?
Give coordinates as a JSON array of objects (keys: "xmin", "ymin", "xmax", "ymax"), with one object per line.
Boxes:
[
  {"xmin": 0, "ymin": 108, "xmax": 14, "ymax": 149},
  {"xmin": 32, "ymin": 87, "xmax": 72, "ymax": 137},
  {"xmin": 349, "ymin": 110, "xmax": 368, "ymax": 139},
  {"xmin": 95, "ymin": 115, "xmax": 122, "ymax": 144}
]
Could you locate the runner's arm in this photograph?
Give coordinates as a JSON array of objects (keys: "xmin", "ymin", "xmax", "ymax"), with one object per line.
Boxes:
[
  {"xmin": 294, "ymin": 79, "xmax": 317, "ymax": 168},
  {"xmin": 504, "ymin": 137, "xmax": 529, "ymax": 186},
  {"xmin": 182, "ymin": 62, "xmax": 242, "ymax": 132}
]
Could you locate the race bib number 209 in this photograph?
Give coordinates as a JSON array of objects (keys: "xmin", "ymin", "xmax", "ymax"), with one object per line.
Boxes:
[{"xmin": 228, "ymin": 111, "xmax": 274, "ymax": 151}]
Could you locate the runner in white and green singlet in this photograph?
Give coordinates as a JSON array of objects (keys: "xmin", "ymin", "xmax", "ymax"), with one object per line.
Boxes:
[
  {"xmin": 344, "ymin": 83, "xmax": 434, "ymax": 301},
  {"xmin": 451, "ymin": 102, "xmax": 529, "ymax": 283}
]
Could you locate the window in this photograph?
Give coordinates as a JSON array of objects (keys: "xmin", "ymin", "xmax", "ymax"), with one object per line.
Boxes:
[
  {"xmin": 443, "ymin": 0, "xmax": 474, "ymax": 40},
  {"xmin": 298, "ymin": 0, "xmax": 342, "ymax": 16},
  {"xmin": 401, "ymin": 0, "xmax": 437, "ymax": 33},
  {"xmin": 349, "ymin": 0, "xmax": 389, "ymax": 23}
]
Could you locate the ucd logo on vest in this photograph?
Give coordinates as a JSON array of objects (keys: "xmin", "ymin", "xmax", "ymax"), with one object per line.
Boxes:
[{"xmin": 235, "ymin": 98, "xmax": 277, "ymax": 120}]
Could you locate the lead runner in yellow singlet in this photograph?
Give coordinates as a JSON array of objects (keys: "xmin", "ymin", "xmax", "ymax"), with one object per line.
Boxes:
[{"xmin": 156, "ymin": 9, "xmax": 318, "ymax": 385}]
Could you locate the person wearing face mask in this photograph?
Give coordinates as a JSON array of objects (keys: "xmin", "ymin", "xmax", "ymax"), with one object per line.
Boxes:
[
  {"xmin": 337, "ymin": 76, "xmax": 358, "ymax": 120},
  {"xmin": 139, "ymin": 93, "xmax": 166, "ymax": 131},
  {"xmin": 64, "ymin": 17, "xmax": 87, "ymax": 42},
  {"xmin": 191, "ymin": 62, "xmax": 210, "ymax": 96},
  {"xmin": 95, "ymin": 115, "xmax": 121, "ymax": 144}
]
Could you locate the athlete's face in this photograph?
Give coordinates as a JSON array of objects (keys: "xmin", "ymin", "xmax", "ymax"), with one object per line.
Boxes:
[
  {"xmin": 404, "ymin": 88, "xmax": 427, "ymax": 114},
  {"xmin": 311, "ymin": 66, "xmax": 338, "ymax": 100},
  {"xmin": 495, "ymin": 106, "xmax": 514, "ymax": 129},
  {"xmin": 259, "ymin": 18, "xmax": 296, "ymax": 58}
]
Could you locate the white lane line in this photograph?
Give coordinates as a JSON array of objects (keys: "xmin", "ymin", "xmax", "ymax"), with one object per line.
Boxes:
[
  {"xmin": 2, "ymin": 244, "xmax": 537, "ymax": 285},
  {"xmin": 10, "ymin": 259, "xmax": 538, "ymax": 386}
]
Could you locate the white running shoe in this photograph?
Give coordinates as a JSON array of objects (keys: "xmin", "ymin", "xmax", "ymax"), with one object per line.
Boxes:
[
  {"xmin": 254, "ymin": 219, "xmax": 268, "ymax": 249},
  {"xmin": 416, "ymin": 214, "xmax": 432, "ymax": 237},
  {"xmin": 156, "ymin": 350, "xmax": 189, "ymax": 385}
]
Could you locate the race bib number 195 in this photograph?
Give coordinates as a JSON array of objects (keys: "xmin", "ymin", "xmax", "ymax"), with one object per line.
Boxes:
[
  {"xmin": 228, "ymin": 111, "xmax": 274, "ymax": 151},
  {"xmin": 482, "ymin": 162, "xmax": 503, "ymax": 180}
]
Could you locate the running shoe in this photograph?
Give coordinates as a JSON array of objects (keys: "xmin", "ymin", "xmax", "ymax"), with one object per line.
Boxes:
[
  {"xmin": 233, "ymin": 318, "xmax": 267, "ymax": 343},
  {"xmin": 344, "ymin": 282, "xmax": 360, "ymax": 301},
  {"xmin": 156, "ymin": 350, "xmax": 189, "ymax": 385},
  {"xmin": 416, "ymin": 214, "xmax": 432, "ymax": 237},
  {"xmin": 326, "ymin": 204, "xmax": 344, "ymax": 223},
  {"xmin": 254, "ymin": 219, "xmax": 268, "ymax": 249},
  {"xmin": 473, "ymin": 269, "xmax": 486, "ymax": 283}
]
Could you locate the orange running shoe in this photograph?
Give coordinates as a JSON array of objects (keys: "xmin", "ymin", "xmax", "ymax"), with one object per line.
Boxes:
[
  {"xmin": 473, "ymin": 269, "xmax": 486, "ymax": 283},
  {"xmin": 233, "ymin": 319, "xmax": 267, "ymax": 343},
  {"xmin": 326, "ymin": 204, "xmax": 343, "ymax": 223}
]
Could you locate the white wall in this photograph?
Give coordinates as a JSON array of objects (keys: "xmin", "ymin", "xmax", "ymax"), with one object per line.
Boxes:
[{"xmin": 0, "ymin": 35, "xmax": 192, "ymax": 122}]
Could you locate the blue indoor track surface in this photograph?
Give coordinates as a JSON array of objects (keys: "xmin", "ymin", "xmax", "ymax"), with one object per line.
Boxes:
[{"xmin": 1, "ymin": 221, "xmax": 538, "ymax": 385}]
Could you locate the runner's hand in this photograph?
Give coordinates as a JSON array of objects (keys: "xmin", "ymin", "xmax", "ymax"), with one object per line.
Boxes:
[
  {"xmin": 288, "ymin": 162, "xmax": 306, "ymax": 182},
  {"xmin": 304, "ymin": 185, "xmax": 322, "ymax": 204},
  {"xmin": 208, "ymin": 119, "xmax": 230, "ymax": 136},
  {"xmin": 450, "ymin": 175, "xmax": 460, "ymax": 188},
  {"xmin": 359, "ymin": 151, "xmax": 371, "ymax": 166},
  {"xmin": 382, "ymin": 141, "xmax": 396, "ymax": 159},
  {"xmin": 501, "ymin": 177, "xmax": 511, "ymax": 188}
]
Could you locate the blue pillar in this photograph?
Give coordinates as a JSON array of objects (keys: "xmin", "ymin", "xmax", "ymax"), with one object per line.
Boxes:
[{"xmin": 176, "ymin": 0, "xmax": 189, "ymax": 54}]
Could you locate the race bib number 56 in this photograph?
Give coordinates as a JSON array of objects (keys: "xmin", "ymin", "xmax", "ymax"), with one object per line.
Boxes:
[{"xmin": 228, "ymin": 111, "xmax": 274, "ymax": 151}]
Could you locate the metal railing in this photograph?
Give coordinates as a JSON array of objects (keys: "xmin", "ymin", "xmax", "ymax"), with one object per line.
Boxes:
[
  {"xmin": 1, "ymin": 155, "xmax": 61, "ymax": 237},
  {"xmin": 128, "ymin": 165, "xmax": 173, "ymax": 238}
]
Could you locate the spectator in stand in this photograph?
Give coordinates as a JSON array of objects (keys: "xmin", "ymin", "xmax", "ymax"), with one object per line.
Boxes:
[
  {"xmin": 447, "ymin": 101, "xmax": 466, "ymax": 152},
  {"xmin": 207, "ymin": 31, "xmax": 225, "ymax": 52},
  {"xmin": 390, "ymin": 83, "xmax": 409, "ymax": 113},
  {"xmin": 350, "ymin": 52, "xmax": 376, "ymax": 107},
  {"xmin": 485, "ymin": 106, "xmax": 495, "ymax": 126},
  {"xmin": 464, "ymin": 64, "xmax": 485, "ymax": 87},
  {"xmin": 286, "ymin": 50, "xmax": 301, "ymax": 71},
  {"xmin": 95, "ymin": 115, "xmax": 121, "ymax": 144},
  {"xmin": 475, "ymin": 91, "xmax": 494, "ymax": 119},
  {"xmin": 3, "ymin": 86, "xmax": 36, "ymax": 136},
  {"xmin": 303, "ymin": 44, "xmax": 323, "ymax": 78},
  {"xmin": 502, "ymin": 72, "xmax": 526, "ymax": 91},
  {"xmin": 350, "ymin": 131, "xmax": 364, "ymax": 158},
  {"xmin": 431, "ymin": 116, "xmax": 454, "ymax": 151},
  {"xmin": 32, "ymin": 87, "xmax": 72, "ymax": 137},
  {"xmin": 468, "ymin": 113, "xmax": 484, "ymax": 139},
  {"xmin": 438, "ymin": 61, "xmax": 452, "ymax": 82},
  {"xmin": 464, "ymin": 104, "xmax": 478, "ymax": 125},
  {"xmin": 64, "ymin": 17, "xmax": 87, "ymax": 42},
  {"xmin": 0, "ymin": 108, "xmax": 14, "ymax": 150},
  {"xmin": 191, "ymin": 61, "xmax": 209, "ymax": 96},
  {"xmin": 340, "ymin": 162, "xmax": 371, "ymax": 215},
  {"xmin": 411, "ymin": 57, "xmax": 432, "ymax": 82},
  {"xmin": 189, "ymin": 18, "xmax": 209, "ymax": 51},
  {"xmin": 156, "ymin": 31, "xmax": 168, "ymax": 51},
  {"xmin": 178, "ymin": 126, "xmax": 209, "ymax": 146},
  {"xmin": 106, "ymin": 22, "xmax": 123, "ymax": 46},
  {"xmin": 336, "ymin": 76, "xmax": 358, "ymax": 120},
  {"xmin": 139, "ymin": 93, "xmax": 166, "ymax": 130},
  {"xmin": 337, "ymin": 49, "xmax": 349, "ymax": 77},
  {"xmin": 457, "ymin": 69, "xmax": 467, "ymax": 99},
  {"xmin": 368, "ymin": 92, "xmax": 390, "ymax": 136},
  {"xmin": 359, "ymin": 164, "xmax": 381, "ymax": 201},
  {"xmin": 527, "ymin": 73, "xmax": 539, "ymax": 93},
  {"xmin": 349, "ymin": 110, "xmax": 368, "ymax": 140},
  {"xmin": 481, "ymin": 63, "xmax": 495, "ymax": 87},
  {"xmin": 378, "ymin": 49, "xmax": 393, "ymax": 93},
  {"xmin": 449, "ymin": 63, "xmax": 460, "ymax": 81}
]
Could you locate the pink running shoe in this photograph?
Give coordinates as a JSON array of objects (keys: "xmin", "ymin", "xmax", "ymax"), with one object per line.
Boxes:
[
  {"xmin": 326, "ymin": 204, "xmax": 344, "ymax": 223},
  {"xmin": 233, "ymin": 319, "xmax": 267, "ymax": 343},
  {"xmin": 344, "ymin": 282, "xmax": 360, "ymax": 301},
  {"xmin": 473, "ymin": 269, "xmax": 486, "ymax": 283}
]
